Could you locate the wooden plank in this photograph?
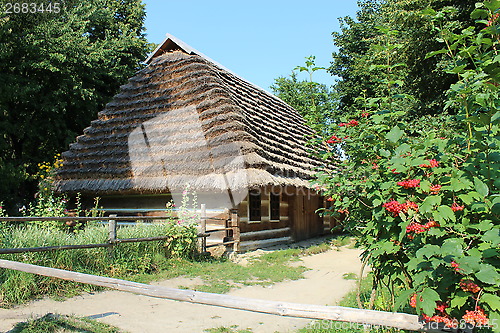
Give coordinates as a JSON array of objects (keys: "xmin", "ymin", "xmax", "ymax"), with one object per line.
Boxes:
[
  {"xmin": 0, "ymin": 235, "xmax": 209, "ymax": 255},
  {"xmin": 0, "ymin": 216, "xmax": 175, "ymax": 222},
  {"xmin": 0, "ymin": 259, "xmax": 450, "ymax": 333},
  {"xmin": 200, "ymin": 204, "xmax": 207, "ymax": 253},
  {"xmin": 239, "ymin": 237, "xmax": 293, "ymax": 251},
  {"xmin": 240, "ymin": 228, "xmax": 291, "ymax": 242},
  {"xmin": 230, "ymin": 210, "xmax": 240, "ymax": 252}
]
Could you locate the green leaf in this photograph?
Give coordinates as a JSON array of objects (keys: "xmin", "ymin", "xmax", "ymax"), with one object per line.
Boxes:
[
  {"xmin": 420, "ymin": 180, "xmax": 431, "ymax": 192},
  {"xmin": 492, "ymin": 111, "xmax": 500, "ymax": 123},
  {"xmin": 379, "ymin": 149, "xmax": 391, "ymax": 157},
  {"xmin": 450, "ymin": 294, "xmax": 469, "ymax": 308},
  {"xmin": 483, "ymin": 228, "xmax": 500, "ymax": 244},
  {"xmin": 481, "ymin": 293, "xmax": 500, "ymax": 311},
  {"xmin": 420, "ymin": 196, "xmax": 441, "ymax": 214},
  {"xmin": 476, "ymin": 264, "xmax": 500, "ymax": 285},
  {"xmin": 437, "ymin": 205, "xmax": 456, "ymax": 222},
  {"xmin": 416, "ymin": 244, "xmax": 441, "ymax": 259},
  {"xmin": 394, "ymin": 289, "xmax": 415, "ymax": 311},
  {"xmin": 418, "ymin": 288, "xmax": 441, "ymax": 316},
  {"xmin": 425, "ymin": 49, "xmax": 448, "ymax": 59},
  {"xmin": 457, "ymin": 257, "xmax": 481, "ymax": 274},
  {"xmin": 441, "ymin": 239, "xmax": 464, "ymax": 257},
  {"xmin": 483, "ymin": 248, "xmax": 498, "ymax": 258},
  {"xmin": 386, "ymin": 126, "xmax": 404, "ymax": 143},
  {"xmin": 474, "ymin": 177, "xmax": 489, "ymax": 197},
  {"xmin": 451, "ymin": 177, "xmax": 473, "ymax": 191}
]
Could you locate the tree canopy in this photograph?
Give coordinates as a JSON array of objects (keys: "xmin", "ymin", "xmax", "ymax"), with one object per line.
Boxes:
[
  {"xmin": 0, "ymin": 0, "xmax": 152, "ymax": 211},
  {"xmin": 330, "ymin": 0, "xmax": 477, "ymax": 119}
]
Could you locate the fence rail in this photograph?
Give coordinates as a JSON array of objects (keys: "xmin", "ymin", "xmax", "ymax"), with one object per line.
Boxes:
[
  {"xmin": 0, "ymin": 259, "xmax": 464, "ymax": 333},
  {"xmin": 0, "ymin": 206, "xmax": 241, "ymax": 254}
]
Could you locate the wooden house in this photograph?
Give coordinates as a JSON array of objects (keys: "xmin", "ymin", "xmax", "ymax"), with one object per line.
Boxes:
[{"xmin": 53, "ymin": 34, "xmax": 337, "ymax": 250}]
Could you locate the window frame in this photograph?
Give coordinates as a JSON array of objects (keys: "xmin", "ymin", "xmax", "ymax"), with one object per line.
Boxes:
[
  {"xmin": 248, "ymin": 190, "xmax": 261, "ymax": 222},
  {"xmin": 269, "ymin": 192, "xmax": 280, "ymax": 221}
]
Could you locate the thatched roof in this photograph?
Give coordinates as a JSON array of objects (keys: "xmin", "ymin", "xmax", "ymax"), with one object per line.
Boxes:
[{"xmin": 54, "ymin": 34, "xmax": 329, "ymax": 196}]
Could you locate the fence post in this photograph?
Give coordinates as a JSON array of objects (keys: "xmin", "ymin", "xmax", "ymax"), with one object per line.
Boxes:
[
  {"xmin": 108, "ymin": 214, "xmax": 117, "ymax": 259},
  {"xmin": 200, "ymin": 204, "xmax": 207, "ymax": 253},
  {"xmin": 230, "ymin": 209, "xmax": 240, "ymax": 253}
]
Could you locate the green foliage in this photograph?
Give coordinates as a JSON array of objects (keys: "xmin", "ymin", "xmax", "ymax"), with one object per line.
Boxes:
[
  {"xmin": 0, "ymin": 223, "xmax": 168, "ymax": 305},
  {"xmin": 10, "ymin": 313, "xmax": 124, "ymax": 333},
  {"xmin": 164, "ymin": 187, "xmax": 199, "ymax": 258},
  {"xmin": 0, "ymin": 0, "xmax": 153, "ymax": 210},
  {"xmin": 271, "ymin": 56, "xmax": 337, "ymax": 134},
  {"xmin": 330, "ymin": 0, "xmax": 476, "ymax": 121},
  {"xmin": 316, "ymin": 2, "xmax": 499, "ymax": 330}
]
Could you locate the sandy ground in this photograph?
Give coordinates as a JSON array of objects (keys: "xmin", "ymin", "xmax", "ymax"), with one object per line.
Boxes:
[{"xmin": 0, "ymin": 243, "xmax": 364, "ymax": 333}]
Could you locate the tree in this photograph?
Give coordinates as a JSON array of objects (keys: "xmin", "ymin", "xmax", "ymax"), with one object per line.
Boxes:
[
  {"xmin": 330, "ymin": 0, "xmax": 477, "ymax": 119},
  {"xmin": 0, "ymin": 0, "xmax": 153, "ymax": 212},
  {"xmin": 271, "ymin": 57, "xmax": 337, "ymax": 134}
]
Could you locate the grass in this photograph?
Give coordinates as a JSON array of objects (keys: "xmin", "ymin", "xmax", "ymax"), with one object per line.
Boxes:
[
  {"xmin": 9, "ymin": 313, "xmax": 125, "ymax": 333},
  {"xmin": 0, "ymin": 223, "xmax": 171, "ymax": 306},
  {"xmin": 0, "ymin": 224, "xmax": 343, "ymax": 306},
  {"xmin": 130, "ymin": 243, "xmax": 329, "ymax": 294},
  {"xmin": 204, "ymin": 325, "xmax": 253, "ymax": 333}
]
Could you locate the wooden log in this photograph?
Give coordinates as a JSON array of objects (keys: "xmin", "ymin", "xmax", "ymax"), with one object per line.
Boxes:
[
  {"xmin": 0, "ymin": 243, "xmax": 112, "ymax": 254},
  {"xmin": 230, "ymin": 209, "xmax": 240, "ymax": 252},
  {"xmin": 200, "ymin": 204, "xmax": 207, "ymax": 253},
  {"xmin": 0, "ymin": 259, "xmax": 452, "ymax": 333},
  {"xmin": 0, "ymin": 235, "xmax": 209, "ymax": 255},
  {"xmin": 239, "ymin": 237, "xmax": 293, "ymax": 252},
  {"xmin": 240, "ymin": 228, "xmax": 291, "ymax": 242},
  {"xmin": 108, "ymin": 215, "xmax": 117, "ymax": 243},
  {"xmin": 0, "ymin": 216, "xmax": 175, "ymax": 222},
  {"xmin": 108, "ymin": 215, "xmax": 117, "ymax": 259}
]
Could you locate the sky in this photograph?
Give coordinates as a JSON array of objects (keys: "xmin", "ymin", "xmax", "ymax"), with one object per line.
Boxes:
[{"xmin": 142, "ymin": 1, "xmax": 360, "ymax": 92}]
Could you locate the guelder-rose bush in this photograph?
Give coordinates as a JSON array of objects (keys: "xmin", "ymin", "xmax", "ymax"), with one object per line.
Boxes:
[{"xmin": 315, "ymin": 1, "xmax": 499, "ymax": 331}]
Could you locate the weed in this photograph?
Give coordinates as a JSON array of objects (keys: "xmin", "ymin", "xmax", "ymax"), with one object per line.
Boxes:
[
  {"xmin": 10, "ymin": 313, "xmax": 125, "ymax": 333},
  {"xmin": 204, "ymin": 325, "xmax": 253, "ymax": 333},
  {"xmin": 342, "ymin": 273, "xmax": 357, "ymax": 280}
]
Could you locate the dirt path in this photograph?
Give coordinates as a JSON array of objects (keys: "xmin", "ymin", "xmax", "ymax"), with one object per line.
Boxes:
[{"xmin": 0, "ymin": 246, "xmax": 364, "ymax": 333}]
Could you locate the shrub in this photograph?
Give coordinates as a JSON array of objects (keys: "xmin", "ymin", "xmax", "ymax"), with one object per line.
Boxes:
[{"xmin": 316, "ymin": 2, "xmax": 499, "ymax": 331}]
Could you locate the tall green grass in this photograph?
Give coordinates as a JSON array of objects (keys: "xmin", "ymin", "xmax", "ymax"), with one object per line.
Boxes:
[{"xmin": 0, "ymin": 223, "xmax": 170, "ymax": 306}]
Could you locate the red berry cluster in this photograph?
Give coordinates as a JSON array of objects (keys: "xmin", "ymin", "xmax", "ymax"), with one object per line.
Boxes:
[
  {"xmin": 422, "ymin": 314, "xmax": 457, "ymax": 328},
  {"xmin": 389, "ymin": 168, "xmax": 400, "ymax": 174},
  {"xmin": 429, "ymin": 184, "xmax": 442, "ymax": 194},
  {"xmin": 411, "ymin": 296, "xmax": 457, "ymax": 328},
  {"xmin": 382, "ymin": 200, "xmax": 419, "ymax": 216},
  {"xmin": 451, "ymin": 202, "xmax": 464, "ymax": 212},
  {"xmin": 326, "ymin": 135, "xmax": 343, "ymax": 144},
  {"xmin": 487, "ymin": 13, "xmax": 499, "ymax": 26},
  {"xmin": 419, "ymin": 159, "xmax": 439, "ymax": 168},
  {"xmin": 361, "ymin": 112, "xmax": 370, "ymax": 117},
  {"xmin": 459, "ymin": 279, "xmax": 481, "ymax": 293},
  {"xmin": 451, "ymin": 261, "xmax": 463, "ymax": 273},
  {"xmin": 338, "ymin": 119, "xmax": 359, "ymax": 127},
  {"xmin": 406, "ymin": 220, "xmax": 439, "ymax": 237},
  {"xmin": 397, "ymin": 179, "xmax": 421, "ymax": 189},
  {"xmin": 409, "ymin": 293, "xmax": 418, "ymax": 308},
  {"xmin": 463, "ymin": 307, "xmax": 489, "ymax": 326}
]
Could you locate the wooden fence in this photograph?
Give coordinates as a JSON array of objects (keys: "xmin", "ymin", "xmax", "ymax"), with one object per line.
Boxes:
[
  {"xmin": 0, "ymin": 205, "xmax": 241, "ymax": 254},
  {"xmin": 0, "ymin": 259, "xmax": 468, "ymax": 333}
]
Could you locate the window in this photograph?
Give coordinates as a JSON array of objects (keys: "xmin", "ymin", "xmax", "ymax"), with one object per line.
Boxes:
[
  {"xmin": 248, "ymin": 190, "xmax": 261, "ymax": 222},
  {"xmin": 270, "ymin": 192, "xmax": 280, "ymax": 221}
]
